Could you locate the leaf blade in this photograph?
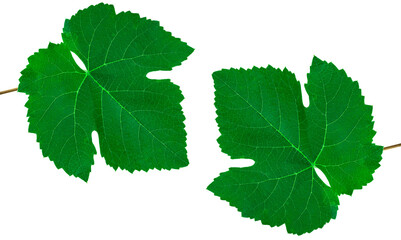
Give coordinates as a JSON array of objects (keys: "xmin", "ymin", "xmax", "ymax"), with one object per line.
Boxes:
[
  {"xmin": 209, "ymin": 57, "xmax": 382, "ymax": 234},
  {"xmin": 19, "ymin": 3, "xmax": 193, "ymax": 180}
]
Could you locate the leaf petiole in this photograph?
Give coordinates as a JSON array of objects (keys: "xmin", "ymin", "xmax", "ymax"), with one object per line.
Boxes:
[
  {"xmin": 0, "ymin": 87, "xmax": 18, "ymax": 95},
  {"xmin": 383, "ymin": 143, "xmax": 401, "ymax": 151}
]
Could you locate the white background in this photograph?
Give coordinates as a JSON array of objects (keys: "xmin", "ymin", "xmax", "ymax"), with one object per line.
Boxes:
[{"xmin": 1, "ymin": 0, "xmax": 401, "ymax": 239}]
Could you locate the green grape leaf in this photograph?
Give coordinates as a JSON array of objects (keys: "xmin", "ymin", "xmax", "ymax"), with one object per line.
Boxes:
[
  {"xmin": 208, "ymin": 57, "xmax": 382, "ymax": 235},
  {"xmin": 18, "ymin": 3, "xmax": 193, "ymax": 181}
]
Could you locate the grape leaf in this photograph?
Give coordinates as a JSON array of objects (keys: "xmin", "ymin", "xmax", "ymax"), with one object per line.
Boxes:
[
  {"xmin": 18, "ymin": 3, "xmax": 193, "ymax": 181},
  {"xmin": 208, "ymin": 57, "xmax": 382, "ymax": 235}
]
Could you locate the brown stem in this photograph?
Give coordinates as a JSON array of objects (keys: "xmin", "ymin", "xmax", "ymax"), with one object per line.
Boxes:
[
  {"xmin": 0, "ymin": 87, "xmax": 18, "ymax": 95},
  {"xmin": 384, "ymin": 143, "xmax": 401, "ymax": 151}
]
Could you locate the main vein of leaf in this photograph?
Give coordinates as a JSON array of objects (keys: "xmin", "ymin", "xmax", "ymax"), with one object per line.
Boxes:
[
  {"xmin": 219, "ymin": 78, "xmax": 314, "ymax": 166},
  {"xmin": 78, "ymin": 72, "xmax": 185, "ymax": 162}
]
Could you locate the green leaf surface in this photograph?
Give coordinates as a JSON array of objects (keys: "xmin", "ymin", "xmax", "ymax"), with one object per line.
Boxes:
[
  {"xmin": 208, "ymin": 57, "xmax": 382, "ymax": 235},
  {"xmin": 18, "ymin": 3, "xmax": 193, "ymax": 181}
]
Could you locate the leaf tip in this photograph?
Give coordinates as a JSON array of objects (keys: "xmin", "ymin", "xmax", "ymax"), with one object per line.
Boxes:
[{"xmin": 311, "ymin": 55, "xmax": 325, "ymax": 66}]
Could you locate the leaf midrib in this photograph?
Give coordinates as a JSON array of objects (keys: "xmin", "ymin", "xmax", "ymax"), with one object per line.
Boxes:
[
  {"xmin": 73, "ymin": 71, "xmax": 186, "ymax": 163},
  {"xmin": 218, "ymin": 77, "xmax": 314, "ymax": 166}
]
